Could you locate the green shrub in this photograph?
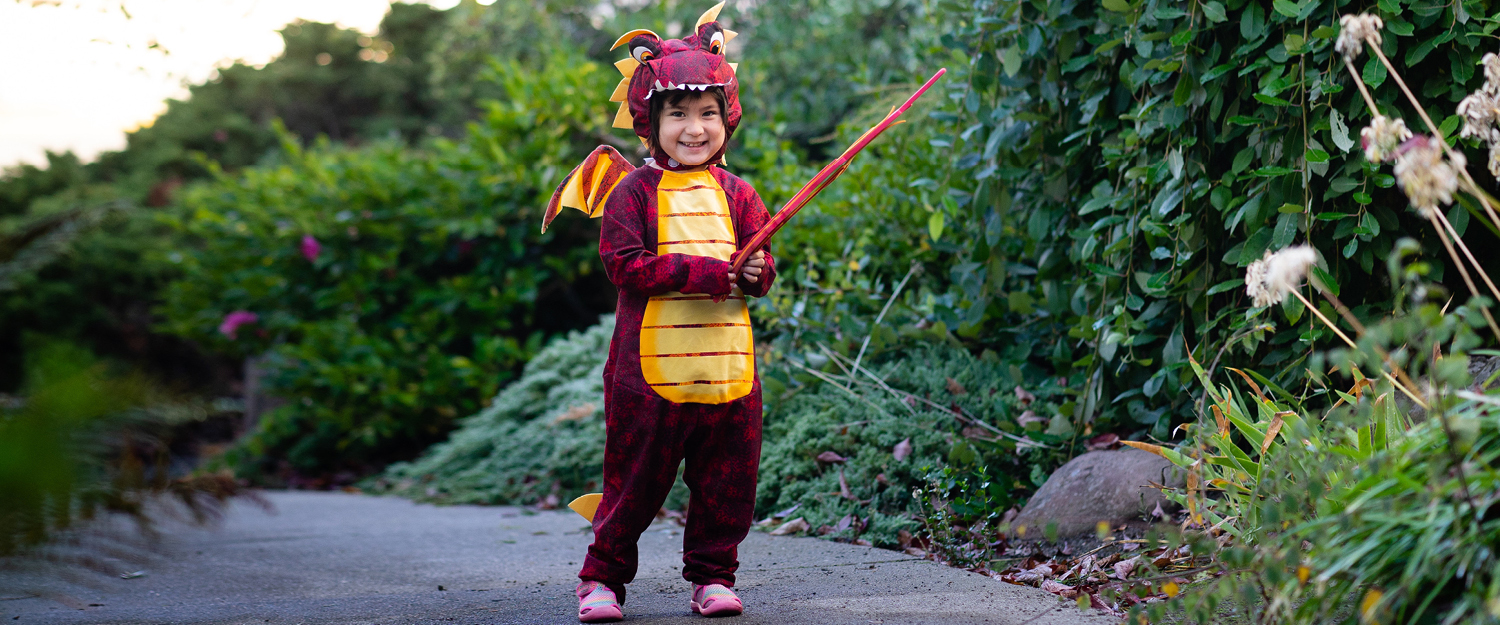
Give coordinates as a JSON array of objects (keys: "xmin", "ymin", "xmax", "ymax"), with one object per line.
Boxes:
[
  {"xmin": 161, "ymin": 48, "xmax": 616, "ymax": 479},
  {"xmin": 756, "ymin": 342, "xmax": 1077, "ymax": 548},
  {"xmin": 369, "ymin": 317, "xmax": 611, "ymax": 505}
]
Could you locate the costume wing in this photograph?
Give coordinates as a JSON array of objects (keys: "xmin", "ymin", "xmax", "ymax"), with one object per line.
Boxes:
[
  {"xmin": 541, "ymin": 146, "xmax": 635, "ymax": 233},
  {"xmin": 568, "ymin": 493, "xmax": 603, "ymax": 522}
]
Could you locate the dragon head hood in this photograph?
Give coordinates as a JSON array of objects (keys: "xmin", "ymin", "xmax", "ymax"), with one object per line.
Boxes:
[{"xmin": 609, "ymin": 2, "xmax": 740, "ymax": 171}]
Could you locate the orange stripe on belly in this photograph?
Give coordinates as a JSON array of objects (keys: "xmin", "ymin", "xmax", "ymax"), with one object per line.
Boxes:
[
  {"xmin": 659, "ymin": 185, "xmax": 718, "ymax": 193},
  {"xmin": 660, "ymin": 239, "xmax": 734, "ymax": 245},
  {"xmin": 649, "ymin": 379, "xmax": 755, "ymax": 387},
  {"xmin": 662, "ymin": 212, "xmax": 728, "ymax": 217},
  {"xmin": 642, "ymin": 322, "xmax": 749, "ymax": 329},
  {"xmin": 641, "ymin": 351, "xmax": 753, "ymax": 358}
]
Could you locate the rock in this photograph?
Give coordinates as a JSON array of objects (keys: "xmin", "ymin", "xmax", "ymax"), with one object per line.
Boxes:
[
  {"xmin": 1398, "ymin": 355, "xmax": 1498, "ymax": 421},
  {"xmin": 1010, "ymin": 449, "xmax": 1184, "ymax": 539}
]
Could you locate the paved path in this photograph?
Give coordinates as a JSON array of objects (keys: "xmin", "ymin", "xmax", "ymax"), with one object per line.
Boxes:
[{"xmin": 4, "ymin": 492, "xmax": 1111, "ymax": 624}]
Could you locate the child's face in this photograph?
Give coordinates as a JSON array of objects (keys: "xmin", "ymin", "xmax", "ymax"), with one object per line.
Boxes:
[{"xmin": 657, "ymin": 92, "xmax": 725, "ymax": 169}]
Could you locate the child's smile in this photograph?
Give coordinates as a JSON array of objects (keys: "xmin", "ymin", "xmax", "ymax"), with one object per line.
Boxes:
[{"xmin": 657, "ymin": 92, "xmax": 725, "ymax": 169}]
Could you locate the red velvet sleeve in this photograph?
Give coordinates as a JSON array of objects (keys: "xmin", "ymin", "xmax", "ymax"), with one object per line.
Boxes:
[
  {"xmin": 732, "ymin": 185, "xmax": 777, "ymax": 298},
  {"xmin": 599, "ymin": 172, "xmax": 733, "ymax": 296}
]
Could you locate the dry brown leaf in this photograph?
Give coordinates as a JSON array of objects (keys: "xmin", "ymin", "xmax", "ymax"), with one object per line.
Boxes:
[
  {"xmin": 1085, "ymin": 432, "xmax": 1120, "ymax": 450},
  {"xmin": 551, "ymin": 402, "xmax": 598, "ymax": 425},
  {"xmin": 838, "ymin": 467, "xmax": 854, "ymax": 499},
  {"xmin": 1016, "ymin": 410, "xmax": 1047, "ymax": 426},
  {"xmin": 1225, "ymin": 367, "xmax": 1267, "ymax": 403},
  {"xmin": 945, "ymin": 377, "xmax": 967, "ymax": 395},
  {"xmin": 1040, "ymin": 579, "xmax": 1074, "ymax": 595},
  {"xmin": 769, "ymin": 517, "xmax": 809, "ymax": 536},
  {"xmin": 1113, "ymin": 555, "xmax": 1141, "ymax": 579},
  {"xmin": 1120, "ymin": 440, "xmax": 1166, "ymax": 456},
  {"xmin": 892, "ymin": 438, "xmax": 912, "ymax": 461},
  {"xmin": 816, "ymin": 451, "xmax": 846, "ymax": 464},
  {"xmin": 1261, "ymin": 412, "xmax": 1288, "ymax": 453},
  {"xmin": 1212, "ymin": 404, "xmax": 1230, "ymax": 437},
  {"xmin": 1014, "ymin": 385, "xmax": 1036, "ymax": 405}
]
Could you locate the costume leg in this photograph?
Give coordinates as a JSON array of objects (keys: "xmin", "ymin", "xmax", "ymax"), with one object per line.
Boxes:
[
  {"xmin": 578, "ymin": 383, "xmax": 685, "ymax": 602},
  {"xmin": 679, "ymin": 388, "xmax": 763, "ymax": 587}
]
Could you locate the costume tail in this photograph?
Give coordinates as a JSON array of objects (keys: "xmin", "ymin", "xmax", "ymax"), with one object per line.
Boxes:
[
  {"xmin": 542, "ymin": 145, "xmax": 636, "ymax": 233},
  {"xmin": 568, "ymin": 493, "xmax": 603, "ymax": 522}
]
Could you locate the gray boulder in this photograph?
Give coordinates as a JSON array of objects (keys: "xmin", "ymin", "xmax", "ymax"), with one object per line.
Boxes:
[{"xmin": 1011, "ymin": 448, "xmax": 1184, "ymax": 539}]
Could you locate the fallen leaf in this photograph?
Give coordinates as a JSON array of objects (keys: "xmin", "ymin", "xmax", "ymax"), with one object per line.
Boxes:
[
  {"xmin": 875, "ymin": 473, "xmax": 890, "ymax": 486},
  {"xmin": 837, "ymin": 514, "xmax": 854, "ymax": 532},
  {"xmin": 961, "ymin": 426, "xmax": 992, "ymax": 440},
  {"xmin": 772, "ymin": 504, "xmax": 799, "ymax": 519},
  {"xmin": 551, "ymin": 402, "xmax": 598, "ymax": 424},
  {"xmin": 1151, "ymin": 501, "xmax": 1166, "ymax": 520},
  {"xmin": 1014, "ymin": 386, "xmax": 1036, "ymax": 405},
  {"xmin": 897, "ymin": 529, "xmax": 913, "ymax": 548},
  {"xmin": 541, "ymin": 493, "xmax": 560, "ymax": 509},
  {"xmin": 1360, "ymin": 589, "xmax": 1384, "ymax": 622},
  {"xmin": 1040, "ymin": 579, "xmax": 1074, "ymax": 595},
  {"xmin": 816, "ymin": 451, "xmax": 846, "ymax": 464},
  {"xmin": 838, "ymin": 467, "xmax": 854, "ymax": 499},
  {"xmin": 1016, "ymin": 410, "xmax": 1048, "ymax": 426},
  {"xmin": 1113, "ymin": 556, "xmax": 1141, "ymax": 579},
  {"xmin": 852, "ymin": 539, "xmax": 873, "ymax": 546},
  {"xmin": 119, "ymin": 571, "xmax": 145, "ymax": 579},
  {"xmin": 903, "ymin": 547, "xmax": 927, "ymax": 557},
  {"xmin": 770, "ymin": 517, "xmax": 809, "ymax": 536},
  {"xmin": 892, "ymin": 438, "xmax": 912, "ymax": 461},
  {"xmin": 1085, "ymin": 433, "xmax": 1121, "ymax": 450},
  {"xmin": 1013, "ymin": 564, "xmax": 1053, "ymax": 584},
  {"xmin": 1162, "ymin": 581, "xmax": 1180, "ymax": 598},
  {"xmin": 946, "ymin": 377, "xmax": 967, "ymax": 395}
]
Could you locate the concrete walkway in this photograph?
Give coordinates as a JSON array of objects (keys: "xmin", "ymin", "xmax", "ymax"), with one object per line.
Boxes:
[{"xmin": 4, "ymin": 492, "xmax": 1112, "ymax": 624}]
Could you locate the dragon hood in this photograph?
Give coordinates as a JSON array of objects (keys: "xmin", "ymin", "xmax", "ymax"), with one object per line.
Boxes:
[{"xmin": 609, "ymin": 2, "xmax": 741, "ymax": 171}]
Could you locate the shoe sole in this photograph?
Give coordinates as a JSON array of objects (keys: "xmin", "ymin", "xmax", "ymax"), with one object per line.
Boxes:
[
  {"xmin": 691, "ymin": 599, "xmax": 743, "ymax": 617},
  {"xmin": 579, "ymin": 605, "xmax": 624, "ymax": 623}
]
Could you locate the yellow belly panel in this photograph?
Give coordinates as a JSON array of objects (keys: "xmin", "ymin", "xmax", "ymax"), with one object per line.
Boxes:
[{"xmin": 640, "ymin": 170, "xmax": 754, "ymax": 404}]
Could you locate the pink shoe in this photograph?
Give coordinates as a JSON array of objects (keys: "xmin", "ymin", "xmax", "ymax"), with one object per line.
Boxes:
[
  {"xmin": 691, "ymin": 583, "xmax": 743, "ymax": 617},
  {"xmin": 577, "ymin": 581, "xmax": 624, "ymax": 623}
]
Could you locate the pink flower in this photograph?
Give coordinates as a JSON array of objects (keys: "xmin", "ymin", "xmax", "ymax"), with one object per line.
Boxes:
[
  {"xmin": 218, "ymin": 311, "xmax": 258, "ymax": 339},
  {"xmin": 301, "ymin": 235, "xmax": 321, "ymax": 262}
]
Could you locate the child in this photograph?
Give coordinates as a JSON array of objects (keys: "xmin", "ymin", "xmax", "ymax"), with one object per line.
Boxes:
[{"xmin": 554, "ymin": 4, "xmax": 775, "ymax": 622}]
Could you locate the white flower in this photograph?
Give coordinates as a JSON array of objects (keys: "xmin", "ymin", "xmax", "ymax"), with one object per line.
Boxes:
[
  {"xmin": 1484, "ymin": 53, "xmax": 1500, "ymax": 90},
  {"xmin": 1393, "ymin": 135, "xmax": 1460, "ymax": 218},
  {"xmin": 1457, "ymin": 89, "xmax": 1500, "ymax": 142},
  {"xmin": 1360, "ymin": 115, "xmax": 1413, "ymax": 162},
  {"xmin": 1489, "ymin": 142, "xmax": 1500, "ymax": 179},
  {"xmin": 1336, "ymin": 14, "xmax": 1383, "ymax": 62},
  {"xmin": 1246, "ymin": 246, "xmax": 1319, "ymax": 308}
]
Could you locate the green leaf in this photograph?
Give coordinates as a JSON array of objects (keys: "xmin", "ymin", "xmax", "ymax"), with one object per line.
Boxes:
[
  {"xmin": 1438, "ymin": 114, "xmax": 1462, "ymax": 141},
  {"xmin": 1311, "ymin": 26, "xmax": 1336, "ymax": 39},
  {"xmin": 1363, "ymin": 57, "xmax": 1387, "ymax": 88},
  {"xmin": 1102, "ymin": 0, "xmax": 1133, "ymax": 12},
  {"xmin": 1095, "ymin": 38, "xmax": 1124, "ymax": 54},
  {"xmin": 1305, "ymin": 149, "xmax": 1329, "ymax": 163},
  {"xmin": 1353, "ymin": 192, "xmax": 1373, "ymax": 205},
  {"xmin": 1252, "ymin": 166, "xmax": 1296, "ymax": 177},
  {"xmin": 1202, "ymin": 1, "xmax": 1227, "ymax": 22},
  {"xmin": 1228, "ymin": 116, "xmax": 1263, "ymax": 126},
  {"xmin": 1271, "ymin": 0, "xmax": 1300, "ymax": 17},
  {"xmin": 1207, "ymin": 278, "xmax": 1245, "ymax": 295},
  {"xmin": 1271, "ymin": 213, "xmax": 1298, "ymax": 249},
  {"xmin": 1284, "ymin": 34, "xmax": 1305, "ymax": 52},
  {"xmin": 1254, "ymin": 94, "xmax": 1294, "ymax": 106},
  {"xmin": 928, "ymin": 210, "xmax": 946, "ymax": 241},
  {"xmin": 1310, "ymin": 266, "xmax": 1340, "ymax": 297},
  {"xmin": 1203, "ymin": 63, "xmax": 1235, "ymax": 81},
  {"xmin": 1385, "ymin": 19, "xmax": 1414, "ymax": 36},
  {"xmin": 1330, "ymin": 109, "xmax": 1354, "ymax": 153},
  {"xmin": 1232, "ymin": 147, "xmax": 1255, "ymax": 174},
  {"xmin": 1080, "ymin": 195, "xmax": 1118, "ymax": 215},
  {"xmin": 1001, "ymin": 45, "xmax": 1022, "ymax": 78},
  {"xmin": 1277, "ymin": 203, "xmax": 1305, "ymax": 214}
]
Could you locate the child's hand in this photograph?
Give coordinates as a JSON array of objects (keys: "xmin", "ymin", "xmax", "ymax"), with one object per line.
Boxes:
[{"xmin": 729, "ymin": 250, "xmax": 767, "ymax": 284}]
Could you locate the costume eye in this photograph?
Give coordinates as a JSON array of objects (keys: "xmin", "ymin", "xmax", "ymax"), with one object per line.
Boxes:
[
  {"xmin": 632, "ymin": 46, "xmax": 655, "ymax": 63},
  {"xmin": 709, "ymin": 31, "xmax": 725, "ymax": 55}
]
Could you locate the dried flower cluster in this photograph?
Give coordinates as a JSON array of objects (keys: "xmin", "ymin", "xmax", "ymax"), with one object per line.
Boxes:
[
  {"xmin": 1360, "ymin": 115, "xmax": 1413, "ymax": 163},
  {"xmin": 1336, "ymin": 14, "xmax": 1383, "ymax": 62},
  {"xmin": 1246, "ymin": 246, "xmax": 1318, "ymax": 308},
  {"xmin": 1457, "ymin": 53, "xmax": 1500, "ymax": 178},
  {"xmin": 1393, "ymin": 135, "xmax": 1462, "ymax": 218}
]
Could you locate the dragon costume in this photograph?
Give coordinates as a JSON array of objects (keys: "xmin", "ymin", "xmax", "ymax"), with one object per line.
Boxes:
[{"xmin": 544, "ymin": 2, "xmax": 775, "ymax": 603}]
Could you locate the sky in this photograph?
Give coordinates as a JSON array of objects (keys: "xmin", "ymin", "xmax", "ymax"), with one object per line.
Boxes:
[{"xmin": 0, "ymin": 0, "xmax": 469, "ymax": 170}]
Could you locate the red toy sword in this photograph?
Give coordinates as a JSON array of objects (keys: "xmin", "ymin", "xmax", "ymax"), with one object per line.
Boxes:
[{"xmin": 728, "ymin": 67, "xmax": 947, "ymax": 275}]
